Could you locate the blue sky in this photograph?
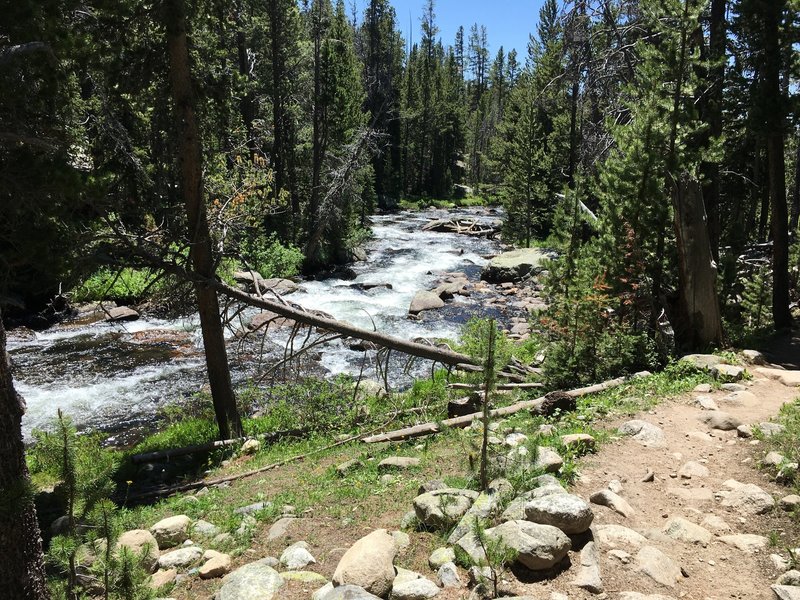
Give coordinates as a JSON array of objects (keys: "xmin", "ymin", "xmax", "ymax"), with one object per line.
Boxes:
[{"xmin": 353, "ymin": 0, "xmax": 545, "ymax": 58}]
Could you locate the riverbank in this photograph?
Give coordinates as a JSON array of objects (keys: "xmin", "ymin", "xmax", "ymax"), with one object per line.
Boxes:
[{"xmin": 28, "ymin": 351, "xmax": 800, "ymax": 599}]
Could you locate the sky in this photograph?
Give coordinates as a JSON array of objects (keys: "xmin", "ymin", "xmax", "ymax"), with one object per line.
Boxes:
[{"xmin": 352, "ymin": 0, "xmax": 545, "ymax": 58}]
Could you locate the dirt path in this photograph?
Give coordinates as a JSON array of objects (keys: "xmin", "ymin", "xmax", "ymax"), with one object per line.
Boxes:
[{"xmin": 552, "ymin": 369, "xmax": 800, "ymax": 600}]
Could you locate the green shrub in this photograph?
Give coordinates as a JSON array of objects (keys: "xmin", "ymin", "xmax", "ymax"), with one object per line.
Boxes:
[
  {"xmin": 70, "ymin": 267, "xmax": 160, "ymax": 303},
  {"xmin": 240, "ymin": 234, "xmax": 304, "ymax": 279}
]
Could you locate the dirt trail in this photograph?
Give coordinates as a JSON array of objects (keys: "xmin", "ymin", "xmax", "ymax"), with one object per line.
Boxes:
[{"xmin": 555, "ymin": 368, "xmax": 800, "ymax": 600}]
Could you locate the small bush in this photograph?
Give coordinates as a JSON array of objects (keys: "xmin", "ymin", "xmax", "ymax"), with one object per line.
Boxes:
[
  {"xmin": 240, "ymin": 234, "xmax": 304, "ymax": 279},
  {"xmin": 70, "ymin": 267, "xmax": 160, "ymax": 304}
]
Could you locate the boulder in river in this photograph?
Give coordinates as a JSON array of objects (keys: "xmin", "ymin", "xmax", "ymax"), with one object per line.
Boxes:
[
  {"xmin": 409, "ymin": 291, "xmax": 445, "ymax": 314},
  {"xmin": 105, "ymin": 306, "xmax": 139, "ymax": 322},
  {"xmin": 481, "ymin": 248, "xmax": 549, "ymax": 283}
]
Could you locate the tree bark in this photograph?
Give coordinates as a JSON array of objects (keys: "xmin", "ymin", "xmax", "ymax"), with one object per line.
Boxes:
[
  {"xmin": 763, "ymin": 0, "xmax": 792, "ymax": 329},
  {"xmin": 671, "ymin": 173, "xmax": 724, "ymax": 348},
  {"xmin": 0, "ymin": 310, "xmax": 50, "ymax": 600},
  {"xmin": 703, "ymin": 0, "xmax": 726, "ymax": 262},
  {"xmin": 164, "ymin": 0, "xmax": 243, "ymax": 439}
]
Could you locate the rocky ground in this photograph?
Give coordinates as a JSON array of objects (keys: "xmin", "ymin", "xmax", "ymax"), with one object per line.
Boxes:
[{"xmin": 102, "ymin": 352, "xmax": 800, "ymax": 600}]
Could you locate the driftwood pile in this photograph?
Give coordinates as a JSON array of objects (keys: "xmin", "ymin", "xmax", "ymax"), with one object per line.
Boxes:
[{"xmin": 421, "ymin": 218, "xmax": 500, "ymax": 237}]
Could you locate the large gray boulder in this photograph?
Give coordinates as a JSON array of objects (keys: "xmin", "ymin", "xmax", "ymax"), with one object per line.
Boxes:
[
  {"xmin": 413, "ymin": 488, "xmax": 479, "ymax": 530},
  {"xmin": 481, "ymin": 248, "xmax": 548, "ymax": 283},
  {"xmin": 485, "ymin": 520, "xmax": 571, "ymax": 570},
  {"xmin": 524, "ymin": 493, "xmax": 594, "ymax": 534},
  {"xmin": 217, "ymin": 560, "xmax": 285, "ymax": 600},
  {"xmin": 332, "ymin": 529, "xmax": 397, "ymax": 598}
]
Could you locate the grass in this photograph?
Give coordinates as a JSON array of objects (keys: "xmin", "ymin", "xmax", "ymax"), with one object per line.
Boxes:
[
  {"xmin": 397, "ymin": 195, "xmax": 498, "ymax": 210},
  {"xmin": 756, "ymin": 396, "xmax": 800, "ymax": 491}
]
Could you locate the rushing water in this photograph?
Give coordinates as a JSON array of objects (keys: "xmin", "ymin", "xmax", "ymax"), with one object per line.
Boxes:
[{"xmin": 8, "ymin": 207, "xmax": 507, "ymax": 440}]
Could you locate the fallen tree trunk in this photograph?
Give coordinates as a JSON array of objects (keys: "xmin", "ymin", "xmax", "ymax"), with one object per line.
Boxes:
[
  {"xmin": 135, "ymin": 254, "xmax": 479, "ymax": 368},
  {"xmin": 447, "ymin": 382, "xmax": 544, "ymax": 391},
  {"xmin": 130, "ymin": 427, "xmax": 311, "ymax": 464},
  {"xmin": 362, "ymin": 377, "xmax": 626, "ymax": 443}
]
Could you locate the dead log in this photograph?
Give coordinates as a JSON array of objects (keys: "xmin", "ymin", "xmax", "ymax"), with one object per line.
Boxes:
[
  {"xmin": 125, "ymin": 253, "xmax": 480, "ymax": 368},
  {"xmin": 447, "ymin": 382, "xmax": 544, "ymax": 391},
  {"xmin": 362, "ymin": 377, "xmax": 626, "ymax": 443},
  {"xmin": 130, "ymin": 427, "xmax": 310, "ymax": 464}
]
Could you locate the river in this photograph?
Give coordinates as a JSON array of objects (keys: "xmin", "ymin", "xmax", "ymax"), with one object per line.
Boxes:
[{"xmin": 8, "ymin": 207, "xmax": 510, "ymax": 441}]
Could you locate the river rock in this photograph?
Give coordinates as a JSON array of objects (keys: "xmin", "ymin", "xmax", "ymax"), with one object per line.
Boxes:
[
  {"xmin": 695, "ymin": 396, "xmax": 719, "ymax": 411},
  {"xmin": 332, "ymin": 529, "xmax": 397, "ymax": 598},
  {"xmin": 759, "ymin": 422, "xmax": 787, "ymax": 437},
  {"xmin": 267, "ymin": 517, "xmax": 300, "ymax": 542},
  {"xmin": 719, "ymin": 534, "xmax": 768, "ymax": 553},
  {"xmin": 662, "ymin": 517, "xmax": 712, "ymax": 546},
  {"xmin": 680, "ymin": 354, "xmax": 723, "ymax": 371},
  {"xmin": 438, "ymin": 562, "xmax": 461, "ymax": 588},
  {"xmin": 524, "ymin": 493, "xmax": 594, "ymax": 534},
  {"xmin": 777, "ymin": 571, "xmax": 800, "ymax": 586},
  {"xmin": 485, "ymin": 520, "xmax": 571, "ymax": 570},
  {"xmin": 501, "ymin": 478, "xmax": 567, "ymax": 522},
  {"xmin": 447, "ymin": 480, "xmax": 513, "ymax": 543},
  {"xmin": 635, "ymin": 546, "xmax": 682, "ymax": 587},
  {"xmin": 570, "ymin": 541, "xmax": 602, "ymax": 593},
  {"xmin": 772, "ymin": 585, "xmax": 800, "ymax": 600},
  {"xmin": 191, "ymin": 520, "xmax": 220, "ymax": 538},
  {"xmin": 277, "ymin": 573, "xmax": 324, "ymax": 588},
  {"xmin": 217, "ymin": 559, "xmax": 285, "ymax": 600},
  {"xmin": 561, "ymin": 433, "xmax": 596, "ymax": 454},
  {"xmin": 117, "ymin": 529, "xmax": 160, "ymax": 573},
  {"xmin": 150, "ymin": 568, "xmax": 177, "ymax": 590},
  {"xmin": 408, "ymin": 291, "xmax": 445, "ymax": 314},
  {"xmin": 701, "ymin": 411, "xmax": 742, "ymax": 431},
  {"xmin": 413, "ymin": 488, "xmax": 479, "ymax": 529},
  {"xmin": 481, "ymin": 248, "xmax": 548, "ymax": 283},
  {"xmin": 533, "ymin": 447, "xmax": 564, "ymax": 473},
  {"xmin": 712, "ymin": 364, "xmax": 746, "ymax": 381},
  {"xmin": 701, "ymin": 514, "xmax": 732, "ymax": 533},
  {"xmin": 235, "ymin": 501, "xmax": 273, "ymax": 516},
  {"xmin": 677, "ymin": 461, "xmax": 709, "ymax": 479},
  {"xmin": 106, "ymin": 306, "xmax": 139, "ymax": 322},
  {"xmin": 378, "ymin": 457, "xmax": 420, "ymax": 473},
  {"xmin": 718, "ymin": 480, "xmax": 775, "ymax": 514},
  {"xmin": 280, "ymin": 541, "xmax": 316, "ymax": 570},
  {"xmin": 199, "ymin": 550, "xmax": 232, "ymax": 579},
  {"xmin": 322, "ymin": 585, "xmax": 382, "ymax": 600},
  {"xmin": 250, "ymin": 277, "xmax": 298, "ymax": 296},
  {"xmin": 595, "ymin": 524, "xmax": 647, "ymax": 548},
  {"xmin": 618, "ymin": 420, "xmax": 666, "ymax": 447},
  {"xmin": 157, "ymin": 546, "xmax": 203, "ymax": 569},
  {"xmin": 756, "ymin": 368, "xmax": 800, "ymax": 387},
  {"xmin": 391, "ymin": 577, "xmax": 441, "ymax": 599},
  {"xmin": 589, "ymin": 489, "xmax": 634, "ymax": 518},
  {"xmin": 150, "ymin": 515, "xmax": 191, "ymax": 549},
  {"xmin": 429, "ymin": 547, "xmax": 455, "ymax": 570}
]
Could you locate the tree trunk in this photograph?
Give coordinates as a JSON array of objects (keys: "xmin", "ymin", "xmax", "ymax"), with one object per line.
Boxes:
[
  {"xmin": 703, "ymin": 0, "xmax": 726, "ymax": 262},
  {"xmin": 164, "ymin": 0, "xmax": 243, "ymax": 439},
  {"xmin": 671, "ymin": 174, "xmax": 724, "ymax": 348},
  {"xmin": 791, "ymin": 130, "xmax": 800, "ymax": 233},
  {"xmin": 0, "ymin": 310, "xmax": 50, "ymax": 600},
  {"xmin": 763, "ymin": 0, "xmax": 792, "ymax": 329}
]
